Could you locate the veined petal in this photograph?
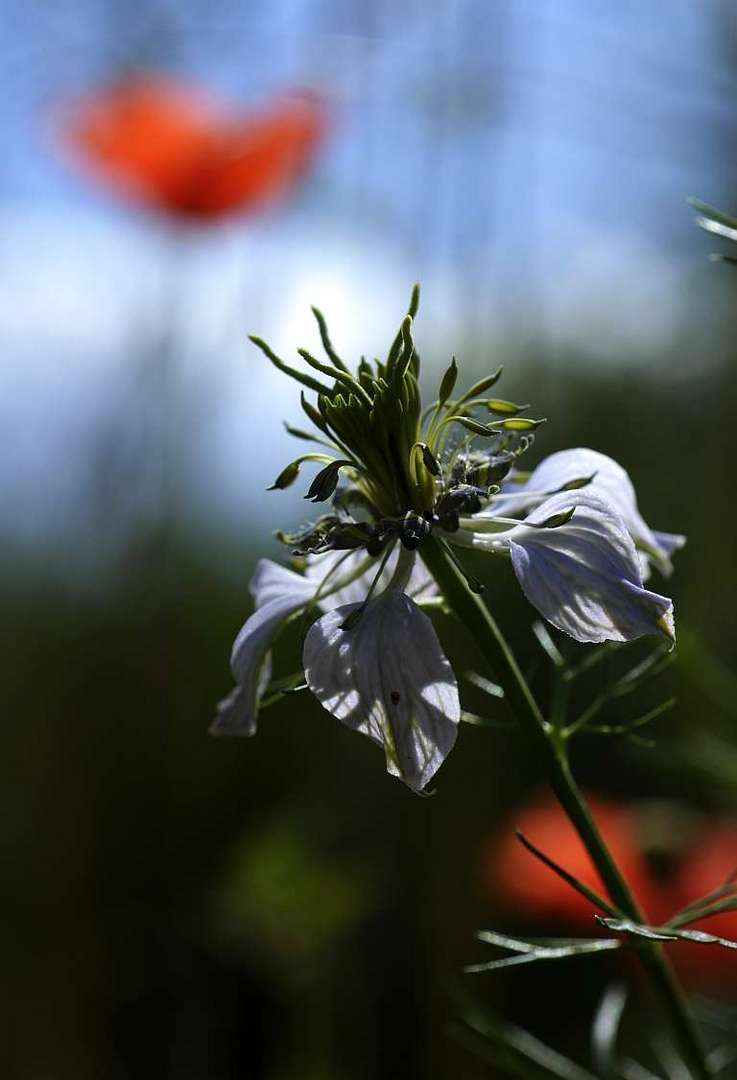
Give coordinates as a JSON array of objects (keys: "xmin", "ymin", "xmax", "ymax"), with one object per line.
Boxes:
[
  {"xmin": 652, "ymin": 530, "xmax": 687, "ymax": 561},
  {"xmin": 211, "ymin": 655, "xmax": 273, "ymax": 737},
  {"xmin": 250, "ymin": 556, "xmax": 315, "ymax": 608},
  {"xmin": 510, "ymin": 491, "xmax": 674, "ymax": 643},
  {"xmin": 458, "ymin": 491, "xmax": 675, "ymax": 644},
  {"xmin": 303, "ymin": 590, "xmax": 459, "ymax": 791},
  {"xmin": 211, "ymin": 563, "xmax": 313, "ymax": 736},
  {"xmin": 496, "ymin": 448, "xmax": 684, "ymax": 577},
  {"xmin": 305, "ymin": 548, "xmax": 438, "ymax": 609}
]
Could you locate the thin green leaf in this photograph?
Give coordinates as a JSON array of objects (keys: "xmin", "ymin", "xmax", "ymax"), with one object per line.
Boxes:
[
  {"xmin": 386, "ymin": 284, "xmax": 420, "ymax": 369},
  {"xmin": 249, "ymin": 335, "xmax": 331, "ymax": 395},
  {"xmin": 595, "ymin": 917, "xmax": 737, "ymax": 949},
  {"xmin": 283, "ymin": 421, "xmax": 339, "ymax": 451},
  {"xmin": 452, "ymin": 1001, "xmax": 600, "ymax": 1080},
  {"xmin": 466, "ymin": 930, "xmax": 621, "ymax": 973},
  {"xmin": 563, "ymin": 642, "xmax": 622, "ymax": 684},
  {"xmin": 567, "ymin": 645, "xmax": 673, "ymax": 733},
  {"xmin": 707, "ymin": 1042, "xmax": 737, "ymax": 1076},
  {"xmin": 692, "ymin": 997, "xmax": 737, "ymax": 1036},
  {"xmin": 668, "ymin": 867, "xmax": 737, "ymax": 929},
  {"xmin": 259, "ymin": 672, "xmax": 311, "ymax": 710},
  {"xmin": 515, "ymin": 831, "xmax": 622, "ymax": 918},
  {"xmin": 586, "ymin": 697, "xmax": 675, "ymax": 738},
  {"xmin": 619, "ymin": 1058, "xmax": 662, "ymax": 1080},
  {"xmin": 596, "ymin": 917, "xmax": 678, "ymax": 942},
  {"xmin": 532, "ymin": 621, "xmax": 565, "ymax": 668},
  {"xmin": 669, "ymin": 893, "xmax": 737, "ymax": 930},
  {"xmin": 688, "ymin": 198, "xmax": 737, "ymax": 231},
  {"xmin": 460, "ymin": 710, "xmax": 514, "ymax": 730},
  {"xmin": 666, "ymin": 927, "xmax": 737, "ymax": 950},
  {"xmin": 695, "ymin": 217, "xmax": 737, "ymax": 243},
  {"xmin": 592, "ymin": 983, "xmax": 627, "ymax": 1079},
  {"xmin": 310, "ymin": 306, "xmax": 348, "ymax": 371},
  {"xmin": 612, "ymin": 645, "xmax": 674, "ymax": 697},
  {"xmin": 297, "ymin": 347, "xmax": 373, "ymax": 407},
  {"xmin": 465, "ymin": 671, "xmax": 505, "ymax": 699},
  {"xmin": 446, "ymin": 1021, "xmax": 543, "ymax": 1080}
]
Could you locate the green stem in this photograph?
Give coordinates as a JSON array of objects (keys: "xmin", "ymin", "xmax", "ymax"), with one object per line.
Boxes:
[{"xmin": 420, "ymin": 535, "xmax": 710, "ymax": 1079}]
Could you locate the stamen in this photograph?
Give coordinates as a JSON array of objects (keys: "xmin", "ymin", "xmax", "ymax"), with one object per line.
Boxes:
[
  {"xmin": 436, "ymin": 537, "xmax": 485, "ymax": 594},
  {"xmin": 454, "ymin": 367, "xmax": 504, "ymax": 407},
  {"xmin": 339, "ymin": 542, "xmax": 397, "ymax": 630},
  {"xmin": 310, "ymin": 549, "xmax": 360, "ymax": 606}
]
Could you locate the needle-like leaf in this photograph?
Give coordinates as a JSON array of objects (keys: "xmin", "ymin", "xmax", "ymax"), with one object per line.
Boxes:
[{"xmin": 516, "ymin": 830, "xmax": 622, "ymax": 918}]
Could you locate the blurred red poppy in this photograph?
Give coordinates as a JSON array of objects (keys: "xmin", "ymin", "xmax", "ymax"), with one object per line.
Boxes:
[
  {"xmin": 484, "ymin": 792, "xmax": 660, "ymax": 929},
  {"xmin": 483, "ymin": 792, "xmax": 737, "ymax": 987},
  {"xmin": 668, "ymin": 820, "xmax": 737, "ymax": 983},
  {"xmin": 63, "ymin": 74, "xmax": 328, "ymax": 221}
]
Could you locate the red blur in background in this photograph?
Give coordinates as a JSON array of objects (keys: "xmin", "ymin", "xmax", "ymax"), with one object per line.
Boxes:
[
  {"xmin": 62, "ymin": 73, "xmax": 328, "ymax": 220},
  {"xmin": 484, "ymin": 792, "xmax": 737, "ymax": 987}
]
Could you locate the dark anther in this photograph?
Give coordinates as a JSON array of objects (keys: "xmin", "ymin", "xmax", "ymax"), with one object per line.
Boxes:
[
  {"xmin": 438, "ymin": 510, "xmax": 460, "ymax": 533},
  {"xmin": 452, "ymin": 449, "xmax": 516, "ymax": 488},
  {"xmin": 435, "ymin": 484, "xmax": 487, "ymax": 520},
  {"xmin": 390, "ymin": 690, "xmax": 401, "ymax": 705},
  {"xmin": 399, "ymin": 511, "xmax": 432, "ymax": 550}
]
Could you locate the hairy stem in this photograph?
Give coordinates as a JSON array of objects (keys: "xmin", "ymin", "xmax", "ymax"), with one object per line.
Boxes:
[{"xmin": 421, "ymin": 535, "xmax": 710, "ymax": 1079}]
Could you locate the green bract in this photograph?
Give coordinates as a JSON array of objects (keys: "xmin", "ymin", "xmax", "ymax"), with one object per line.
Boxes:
[{"xmin": 252, "ymin": 285, "xmax": 542, "ymax": 557}]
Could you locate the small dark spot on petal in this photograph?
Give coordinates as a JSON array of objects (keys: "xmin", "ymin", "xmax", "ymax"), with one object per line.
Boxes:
[{"xmin": 390, "ymin": 690, "xmax": 401, "ymax": 705}]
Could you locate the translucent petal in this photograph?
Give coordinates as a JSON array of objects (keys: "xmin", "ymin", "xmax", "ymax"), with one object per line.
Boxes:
[
  {"xmin": 250, "ymin": 557, "xmax": 315, "ymax": 608},
  {"xmin": 211, "ymin": 655, "xmax": 273, "ymax": 737},
  {"xmin": 305, "ymin": 548, "xmax": 437, "ymax": 609},
  {"xmin": 211, "ymin": 563, "xmax": 313, "ymax": 736},
  {"xmin": 303, "ymin": 590, "xmax": 459, "ymax": 790},
  {"xmin": 497, "ymin": 448, "xmax": 685, "ymax": 577},
  {"xmin": 506, "ymin": 491, "xmax": 675, "ymax": 643}
]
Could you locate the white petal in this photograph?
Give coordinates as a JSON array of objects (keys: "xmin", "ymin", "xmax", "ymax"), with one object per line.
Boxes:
[
  {"xmin": 305, "ymin": 548, "xmax": 438, "ymax": 610},
  {"xmin": 250, "ymin": 557, "xmax": 315, "ymax": 608},
  {"xmin": 211, "ymin": 654, "xmax": 272, "ymax": 737},
  {"xmin": 211, "ymin": 685, "xmax": 254, "ymax": 736},
  {"xmin": 478, "ymin": 490, "xmax": 675, "ymax": 644},
  {"xmin": 210, "ymin": 587, "xmax": 308, "ymax": 736},
  {"xmin": 303, "ymin": 590, "xmax": 459, "ymax": 791},
  {"xmin": 652, "ymin": 530, "xmax": 687, "ymax": 560},
  {"xmin": 305, "ymin": 549, "xmax": 373, "ymax": 607},
  {"xmin": 497, "ymin": 448, "xmax": 684, "ymax": 576}
]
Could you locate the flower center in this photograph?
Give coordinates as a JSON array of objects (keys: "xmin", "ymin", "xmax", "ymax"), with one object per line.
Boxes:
[{"xmin": 253, "ymin": 285, "xmax": 546, "ymax": 559}]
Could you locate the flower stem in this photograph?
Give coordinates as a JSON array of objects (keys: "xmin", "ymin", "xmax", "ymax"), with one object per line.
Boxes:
[{"xmin": 420, "ymin": 535, "xmax": 711, "ymax": 1079}]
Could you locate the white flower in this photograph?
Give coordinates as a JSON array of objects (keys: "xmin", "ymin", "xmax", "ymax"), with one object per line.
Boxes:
[
  {"xmin": 492, "ymin": 448, "xmax": 685, "ymax": 578},
  {"xmin": 452, "ymin": 490, "xmax": 675, "ymax": 644},
  {"xmin": 210, "ymin": 560, "xmax": 315, "ymax": 736},
  {"xmin": 212, "ymin": 547, "xmax": 457, "ymax": 789},
  {"xmin": 304, "ymin": 588, "xmax": 459, "ymax": 792}
]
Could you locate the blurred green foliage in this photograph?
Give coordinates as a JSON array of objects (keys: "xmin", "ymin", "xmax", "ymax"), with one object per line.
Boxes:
[{"xmin": 3, "ymin": 343, "xmax": 737, "ymax": 1078}]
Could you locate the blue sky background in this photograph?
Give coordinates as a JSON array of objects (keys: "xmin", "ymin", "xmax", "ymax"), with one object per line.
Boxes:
[{"xmin": 2, "ymin": 0, "xmax": 736, "ymax": 569}]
